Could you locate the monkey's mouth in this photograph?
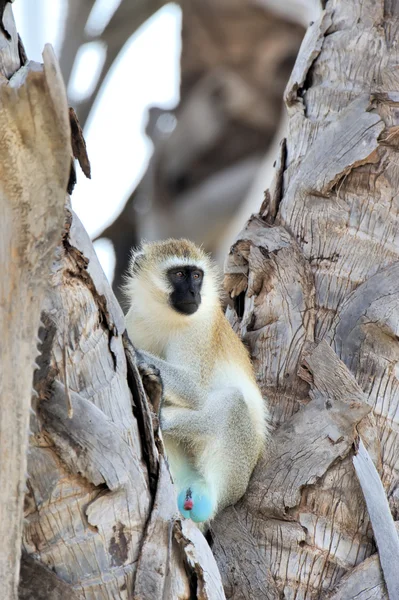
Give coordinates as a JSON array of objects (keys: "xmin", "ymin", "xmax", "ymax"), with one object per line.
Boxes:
[{"xmin": 172, "ymin": 302, "xmax": 199, "ymax": 315}]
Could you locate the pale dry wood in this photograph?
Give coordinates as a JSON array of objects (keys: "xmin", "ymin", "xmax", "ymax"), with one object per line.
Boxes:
[
  {"xmin": 175, "ymin": 520, "xmax": 226, "ymax": 600},
  {"xmin": 246, "ymin": 394, "xmax": 370, "ymax": 520},
  {"xmin": 328, "ymin": 261, "xmax": 399, "ymax": 505},
  {"xmin": 280, "ymin": 1, "xmax": 399, "ymax": 339},
  {"xmin": 68, "ymin": 210, "xmax": 125, "ymax": 335},
  {"xmin": 25, "ymin": 209, "xmax": 151, "ymax": 598},
  {"xmin": 353, "ymin": 439, "xmax": 399, "ymax": 599},
  {"xmin": 323, "ymin": 522, "xmax": 399, "ymax": 600},
  {"xmin": 0, "ymin": 35, "xmax": 71, "ymax": 600},
  {"xmin": 124, "ymin": 336, "xmax": 159, "ymax": 488},
  {"xmin": 133, "ymin": 457, "xmax": 190, "ymax": 600},
  {"xmin": 40, "ymin": 381, "xmax": 146, "ymax": 490},
  {"xmin": 0, "ymin": 4, "xmax": 19, "ymax": 77},
  {"xmin": 323, "ymin": 555, "xmax": 389, "ymax": 600},
  {"xmin": 224, "ymin": 215, "xmax": 315, "ymax": 426},
  {"xmin": 213, "ymin": 341, "xmax": 376, "ymax": 599},
  {"xmin": 211, "ymin": 507, "xmax": 280, "ymax": 600}
]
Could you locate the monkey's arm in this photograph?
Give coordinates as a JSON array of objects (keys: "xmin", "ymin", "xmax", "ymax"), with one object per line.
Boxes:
[{"xmin": 136, "ymin": 349, "xmax": 206, "ymax": 410}]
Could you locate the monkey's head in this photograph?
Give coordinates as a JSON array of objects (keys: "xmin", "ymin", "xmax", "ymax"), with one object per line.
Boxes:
[{"xmin": 125, "ymin": 238, "xmax": 220, "ymax": 324}]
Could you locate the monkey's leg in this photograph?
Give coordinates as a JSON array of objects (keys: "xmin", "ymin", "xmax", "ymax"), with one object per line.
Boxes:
[
  {"xmin": 161, "ymin": 388, "xmax": 256, "ymax": 523},
  {"xmin": 136, "ymin": 349, "xmax": 206, "ymax": 409}
]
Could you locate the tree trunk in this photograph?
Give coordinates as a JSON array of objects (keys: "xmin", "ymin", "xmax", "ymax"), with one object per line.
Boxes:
[
  {"xmin": 213, "ymin": 1, "xmax": 399, "ymax": 598},
  {"xmin": 0, "ymin": 5, "xmax": 222, "ymax": 600},
  {"xmin": 0, "ymin": 5, "xmax": 71, "ymax": 597}
]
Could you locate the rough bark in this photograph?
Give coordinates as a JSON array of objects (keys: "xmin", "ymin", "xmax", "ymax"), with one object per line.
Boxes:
[
  {"xmin": 0, "ymin": 4, "xmax": 71, "ymax": 596},
  {"xmin": 214, "ymin": 1, "xmax": 399, "ymax": 598}
]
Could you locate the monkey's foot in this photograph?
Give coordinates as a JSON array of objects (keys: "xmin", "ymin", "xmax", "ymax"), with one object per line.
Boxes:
[
  {"xmin": 137, "ymin": 362, "xmax": 163, "ymax": 414},
  {"xmin": 177, "ymin": 487, "xmax": 214, "ymax": 523}
]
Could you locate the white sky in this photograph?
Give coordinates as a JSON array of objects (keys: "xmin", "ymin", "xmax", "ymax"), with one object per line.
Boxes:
[{"xmin": 13, "ymin": 0, "xmax": 181, "ymax": 282}]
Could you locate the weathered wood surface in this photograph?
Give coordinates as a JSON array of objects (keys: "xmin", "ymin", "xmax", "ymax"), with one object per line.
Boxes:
[
  {"xmin": 0, "ymin": 7, "xmax": 71, "ymax": 595},
  {"xmin": 324, "ymin": 523, "xmax": 399, "ymax": 600},
  {"xmin": 215, "ymin": 1, "xmax": 399, "ymax": 597},
  {"xmin": 24, "ymin": 208, "xmax": 150, "ymax": 598},
  {"xmin": 353, "ymin": 440, "xmax": 399, "ymax": 599}
]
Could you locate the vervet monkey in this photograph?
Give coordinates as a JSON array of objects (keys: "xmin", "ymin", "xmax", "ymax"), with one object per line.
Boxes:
[{"xmin": 125, "ymin": 239, "xmax": 268, "ymax": 523}]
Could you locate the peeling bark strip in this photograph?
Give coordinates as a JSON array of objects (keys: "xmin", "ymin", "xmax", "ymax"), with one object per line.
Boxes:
[
  {"xmin": 284, "ymin": 10, "xmax": 332, "ymax": 112},
  {"xmin": 353, "ymin": 440, "xmax": 399, "ymax": 599},
  {"xmin": 124, "ymin": 335, "xmax": 159, "ymax": 491},
  {"xmin": 260, "ymin": 137, "xmax": 287, "ymax": 224},
  {"xmin": 40, "ymin": 381, "xmax": 143, "ymax": 490},
  {"xmin": 0, "ymin": 31, "xmax": 71, "ymax": 599},
  {"xmin": 285, "ymin": 94, "xmax": 383, "ymax": 199},
  {"xmin": 69, "ymin": 107, "xmax": 91, "ymax": 179},
  {"xmin": 224, "ymin": 215, "xmax": 315, "ymax": 426},
  {"xmin": 175, "ymin": 520, "xmax": 226, "ymax": 600},
  {"xmin": 0, "ymin": 3, "xmax": 18, "ymax": 76}
]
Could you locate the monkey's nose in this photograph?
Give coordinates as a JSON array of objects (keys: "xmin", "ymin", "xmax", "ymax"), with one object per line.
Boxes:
[{"xmin": 183, "ymin": 498, "xmax": 194, "ymax": 510}]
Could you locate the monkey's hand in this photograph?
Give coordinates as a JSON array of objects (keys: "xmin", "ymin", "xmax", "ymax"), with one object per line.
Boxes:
[
  {"xmin": 136, "ymin": 349, "xmax": 206, "ymax": 410},
  {"xmin": 137, "ymin": 361, "xmax": 163, "ymax": 416}
]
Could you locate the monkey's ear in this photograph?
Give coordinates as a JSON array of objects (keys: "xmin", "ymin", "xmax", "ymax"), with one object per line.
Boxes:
[{"xmin": 129, "ymin": 248, "xmax": 145, "ymax": 274}]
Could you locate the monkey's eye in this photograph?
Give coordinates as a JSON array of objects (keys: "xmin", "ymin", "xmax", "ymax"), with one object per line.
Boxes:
[
  {"xmin": 192, "ymin": 271, "xmax": 202, "ymax": 280},
  {"xmin": 176, "ymin": 271, "xmax": 184, "ymax": 278}
]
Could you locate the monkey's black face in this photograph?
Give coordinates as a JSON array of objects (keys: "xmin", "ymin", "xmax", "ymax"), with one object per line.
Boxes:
[{"xmin": 167, "ymin": 266, "xmax": 204, "ymax": 315}]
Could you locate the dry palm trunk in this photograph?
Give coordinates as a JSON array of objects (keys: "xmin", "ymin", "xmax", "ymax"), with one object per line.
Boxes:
[
  {"xmin": 0, "ymin": 5, "xmax": 223, "ymax": 600},
  {"xmin": 0, "ymin": 5, "xmax": 71, "ymax": 598},
  {"xmin": 214, "ymin": 1, "xmax": 399, "ymax": 598}
]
